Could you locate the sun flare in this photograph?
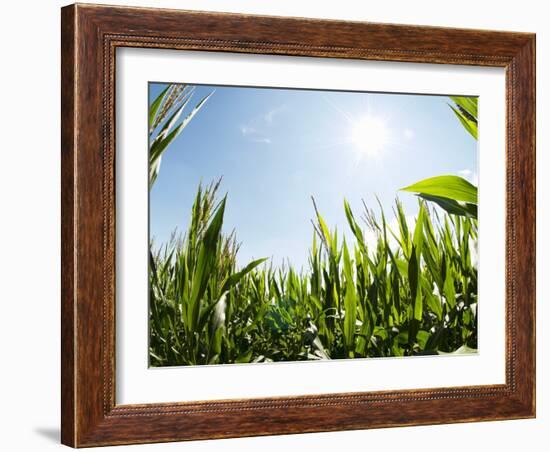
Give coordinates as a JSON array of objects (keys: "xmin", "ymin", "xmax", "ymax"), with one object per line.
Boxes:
[{"xmin": 351, "ymin": 115, "xmax": 390, "ymax": 158}]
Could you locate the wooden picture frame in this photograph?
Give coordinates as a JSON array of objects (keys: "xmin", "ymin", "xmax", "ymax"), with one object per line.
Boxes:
[{"xmin": 61, "ymin": 3, "xmax": 536, "ymax": 447}]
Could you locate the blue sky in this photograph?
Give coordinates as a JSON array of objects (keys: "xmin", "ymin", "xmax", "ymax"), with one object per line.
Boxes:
[{"xmin": 149, "ymin": 83, "xmax": 477, "ymax": 270}]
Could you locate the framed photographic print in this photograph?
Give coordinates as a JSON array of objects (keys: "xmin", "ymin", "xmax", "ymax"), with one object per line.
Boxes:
[{"xmin": 61, "ymin": 3, "xmax": 536, "ymax": 447}]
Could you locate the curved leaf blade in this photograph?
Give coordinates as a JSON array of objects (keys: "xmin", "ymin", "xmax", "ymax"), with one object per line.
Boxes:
[
  {"xmin": 401, "ymin": 175, "xmax": 478, "ymax": 204},
  {"xmin": 419, "ymin": 194, "xmax": 478, "ymax": 219},
  {"xmin": 449, "ymin": 104, "xmax": 478, "ymax": 140},
  {"xmin": 221, "ymin": 258, "xmax": 268, "ymax": 293},
  {"xmin": 148, "ymin": 85, "xmax": 170, "ymax": 131},
  {"xmin": 450, "ymin": 96, "xmax": 478, "ymax": 120}
]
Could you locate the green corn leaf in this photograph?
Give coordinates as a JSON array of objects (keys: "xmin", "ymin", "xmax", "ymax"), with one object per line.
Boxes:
[
  {"xmin": 149, "ymin": 91, "xmax": 214, "ymax": 187},
  {"xmin": 416, "ymin": 330, "xmax": 431, "ymax": 349},
  {"xmin": 443, "ymin": 257, "xmax": 456, "ymax": 310},
  {"xmin": 188, "ymin": 197, "xmax": 226, "ymax": 332},
  {"xmin": 344, "ymin": 199, "xmax": 365, "ymax": 251},
  {"xmin": 401, "ymin": 175, "xmax": 478, "ymax": 204},
  {"xmin": 235, "ymin": 351, "xmax": 253, "ymax": 363},
  {"xmin": 148, "ymin": 85, "xmax": 170, "ymax": 131},
  {"xmin": 342, "ymin": 241, "xmax": 357, "ymax": 356},
  {"xmin": 449, "ymin": 104, "xmax": 478, "ymax": 140},
  {"xmin": 412, "ymin": 201, "xmax": 426, "ymax": 259},
  {"xmin": 149, "ymin": 156, "xmax": 162, "ymax": 187},
  {"xmin": 221, "ymin": 258, "xmax": 268, "ymax": 293},
  {"xmin": 408, "ymin": 245, "xmax": 422, "ymax": 322},
  {"xmin": 155, "ymin": 95, "xmax": 192, "ymax": 143},
  {"xmin": 178, "ymin": 90, "xmax": 214, "ymax": 136},
  {"xmin": 450, "ymin": 96, "xmax": 478, "ymax": 120},
  {"xmin": 394, "ymin": 200, "xmax": 411, "ymax": 256},
  {"xmin": 425, "ymin": 291, "xmax": 443, "ymax": 321},
  {"xmin": 312, "ymin": 337, "xmax": 330, "ymax": 360},
  {"xmin": 149, "ymin": 121, "xmax": 186, "ymax": 179},
  {"xmin": 419, "ymin": 194, "xmax": 477, "ymax": 219},
  {"xmin": 312, "ymin": 197, "xmax": 332, "ymax": 249}
]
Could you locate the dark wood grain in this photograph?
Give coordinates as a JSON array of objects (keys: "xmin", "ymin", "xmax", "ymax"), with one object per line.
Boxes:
[
  {"xmin": 61, "ymin": 3, "xmax": 536, "ymax": 447},
  {"xmin": 60, "ymin": 5, "xmax": 76, "ymax": 447}
]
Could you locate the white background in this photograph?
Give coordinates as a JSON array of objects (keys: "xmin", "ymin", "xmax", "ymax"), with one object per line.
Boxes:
[{"xmin": 0, "ymin": 0, "xmax": 546, "ymax": 451}]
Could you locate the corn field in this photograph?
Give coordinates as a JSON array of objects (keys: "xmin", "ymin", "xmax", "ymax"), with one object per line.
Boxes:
[
  {"xmin": 148, "ymin": 84, "xmax": 478, "ymax": 367},
  {"xmin": 149, "ymin": 180, "xmax": 477, "ymax": 366}
]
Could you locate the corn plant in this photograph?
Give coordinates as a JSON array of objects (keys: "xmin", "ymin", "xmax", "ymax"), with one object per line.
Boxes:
[
  {"xmin": 149, "ymin": 181, "xmax": 477, "ymax": 366},
  {"xmin": 149, "ymin": 84, "xmax": 213, "ymax": 187},
  {"xmin": 149, "ymin": 179, "xmax": 267, "ymax": 366},
  {"xmin": 400, "ymin": 96, "xmax": 478, "ymax": 219}
]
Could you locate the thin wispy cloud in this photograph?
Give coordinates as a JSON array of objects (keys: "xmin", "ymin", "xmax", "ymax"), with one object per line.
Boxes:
[
  {"xmin": 240, "ymin": 105, "xmax": 285, "ymax": 145},
  {"xmin": 240, "ymin": 125, "xmax": 257, "ymax": 136},
  {"xmin": 240, "ymin": 124, "xmax": 271, "ymax": 144},
  {"xmin": 252, "ymin": 137, "xmax": 272, "ymax": 144},
  {"xmin": 264, "ymin": 105, "xmax": 286, "ymax": 124}
]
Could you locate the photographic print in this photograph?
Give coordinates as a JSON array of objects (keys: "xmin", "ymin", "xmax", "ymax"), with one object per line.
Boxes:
[{"xmin": 148, "ymin": 82, "xmax": 479, "ymax": 367}]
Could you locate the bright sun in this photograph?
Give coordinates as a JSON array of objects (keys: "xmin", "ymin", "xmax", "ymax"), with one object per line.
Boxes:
[{"xmin": 351, "ymin": 115, "xmax": 390, "ymax": 158}]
